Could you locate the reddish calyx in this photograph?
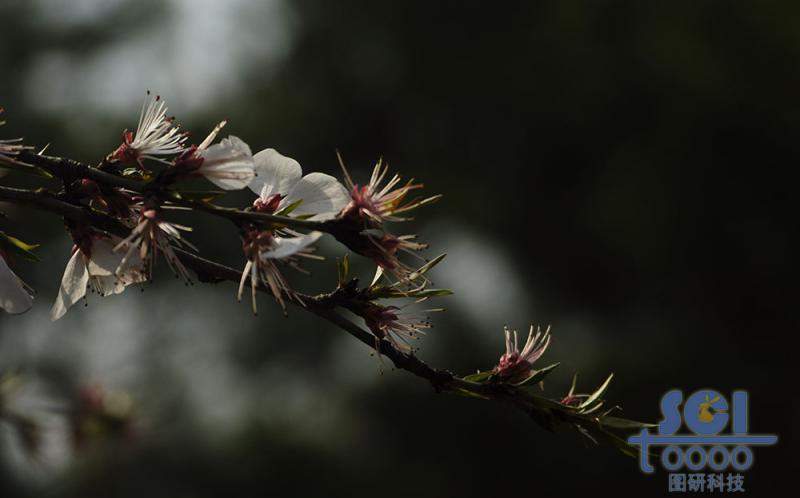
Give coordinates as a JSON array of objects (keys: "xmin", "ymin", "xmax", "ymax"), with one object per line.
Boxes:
[{"xmin": 252, "ymin": 193, "xmax": 283, "ymax": 215}]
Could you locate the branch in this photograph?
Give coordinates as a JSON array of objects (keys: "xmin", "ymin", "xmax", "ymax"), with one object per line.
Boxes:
[
  {"xmin": 0, "ymin": 184, "xmax": 454, "ymax": 389},
  {"xmin": 15, "ymin": 150, "xmax": 327, "ymax": 232},
  {"xmin": 2, "ymin": 156, "xmax": 650, "ymax": 456}
]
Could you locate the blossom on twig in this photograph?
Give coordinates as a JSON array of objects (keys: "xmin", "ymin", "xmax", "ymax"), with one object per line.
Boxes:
[
  {"xmin": 248, "ymin": 148, "xmax": 349, "ymax": 221},
  {"xmin": 493, "ymin": 325, "xmax": 551, "ymax": 383},
  {"xmin": 111, "ymin": 92, "xmax": 187, "ymax": 165},
  {"xmin": 363, "ymin": 232, "xmax": 428, "ymax": 283},
  {"xmin": 170, "ymin": 121, "xmax": 256, "ymax": 190},
  {"xmin": 0, "ymin": 108, "xmax": 33, "ymax": 167},
  {"xmin": 113, "ymin": 196, "xmax": 195, "ymax": 283},
  {"xmin": 51, "ymin": 225, "xmax": 145, "ymax": 321},
  {"xmin": 360, "ymin": 302, "xmax": 434, "ymax": 353},
  {"xmin": 338, "ymin": 155, "xmax": 441, "ymax": 228},
  {"xmin": 238, "ymin": 227, "xmax": 323, "ymax": 315}
]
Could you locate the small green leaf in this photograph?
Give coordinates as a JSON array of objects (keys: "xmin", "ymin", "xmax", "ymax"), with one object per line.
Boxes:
[
  {"xmin": 121, "ymin": 167, "xmax": 151, "ymax": 180},
  {"xmin": 277, "ymin": 199, "xmax": 303, "ymax": 216},
  {"xmin": 515, "ymin": 362, "xmax": 560, "ymax": 387},
  {"xmin": 578, "ymin": 373, "xmax": 614, "ymax": 410},
  {"xmin": 336, "ymin": 254, "xmax": 349, "ymax": 286},
  {"xmin": 175, "ymin": 190, "xmax": 226, "ymax": 202},
  {"xmin": 597, "ymin": 416, "xmax": 657, "ymax": 430},
  {"xmin": 0, "ymin": 232, "xmax": 39, "ymax": 261},
  {"xmin": 453, "ymin": 388, "xmax": 491, "ymax": 400},
  {"xmin": 462, "ymin": 371, "xmax": 493, "ymax": 383},
  {"xmin": 408, "ymin": 253, "xmax": 446, "ymax": 281},
  {"xmin": 0, "ymin": 159, "xmax": 53, "ymax": 179}
]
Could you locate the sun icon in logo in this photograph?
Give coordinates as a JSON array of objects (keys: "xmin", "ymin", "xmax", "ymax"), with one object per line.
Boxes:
[{"xmin": 698, "ymin": 393, "xmax": 726, "ymax": 423}]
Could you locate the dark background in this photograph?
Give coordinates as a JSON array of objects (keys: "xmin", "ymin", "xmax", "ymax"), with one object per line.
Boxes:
[{"xmin": 1, "ymin": 0, "xmax": 796, "ymax": 496}]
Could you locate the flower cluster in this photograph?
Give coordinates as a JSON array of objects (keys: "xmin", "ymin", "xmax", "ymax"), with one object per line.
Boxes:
[
  {"xmin": 0, "ymin": 92, "xmax": 649, "ymax": 460},
  {"xmin": 2, "ymin": 93, "xmax": 445, "ymax": 339},
  {"xmin": 337, "ymin": 156, "xmax": 441, "ymax": 283},
  {"xmin": 235, "ymin": 148, "xmax": 349, "ymax": 313}
]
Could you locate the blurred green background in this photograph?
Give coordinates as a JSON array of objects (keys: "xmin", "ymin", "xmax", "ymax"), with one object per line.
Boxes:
[{"xmin": 1, "ymin": 0, "xmax": 796, "ymax": 496}]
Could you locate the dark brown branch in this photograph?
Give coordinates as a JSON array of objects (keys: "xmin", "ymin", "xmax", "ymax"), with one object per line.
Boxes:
[
  {"xmin": 0, "ymin": 184, "xmax": 457, "ymax": 391},
  {"xmin": 2, "ymin": 168, "xmax": 647, "ymax": 454},
  {"xmin": 15, "ymin": 151, "xmax": 329, "ymax": 232}
]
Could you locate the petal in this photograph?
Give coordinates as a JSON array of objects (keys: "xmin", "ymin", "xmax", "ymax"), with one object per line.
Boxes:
[
  {"xmin": 283, "ymin": 173, "xmax": 350, "ymax": 221},
  {"xmin": 0, "ymin": 256, "xmax": 33, "ymax": 314},
  {"xmin": 50, "ymin": 251, "xmax": 89, "ymax": 321},
  {"xmin": 92, "ymin": 275, "xmax": 126, "ymax": 296},
  {"xmin": 260, "ymin": 231, "xmax": 323, "ymax": 260},
  {"xmin": 249, "ymin": 148, "xmax": 303, "ymax": 198},
  {"xmin": 86, "ymin": 238, "xmax": 124, "ymax": 276},
  {"xmin": 199, "ymin": 135, "xmax": 255, "ymax": 190}
]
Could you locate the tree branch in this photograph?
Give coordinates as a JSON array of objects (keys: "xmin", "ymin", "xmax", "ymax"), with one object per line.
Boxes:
[{"xmin": 2, "ymin": 154, "xmax": 650, "ymax": 456}]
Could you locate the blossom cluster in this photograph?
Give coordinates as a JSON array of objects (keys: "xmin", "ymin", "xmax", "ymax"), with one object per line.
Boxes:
[{"xmin": 1, "ymin": 93, "xmax": 442, "ymax": 329}]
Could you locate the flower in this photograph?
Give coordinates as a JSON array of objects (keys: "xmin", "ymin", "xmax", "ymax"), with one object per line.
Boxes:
[
  {"xmin": 493, "ymin": 325, "xmax": 551, "ymax": 383},
  {"xmin": 113, "ymin": 197, "xmax": 195, "ymax": 283},
  {"xmin": 339, "ymin": 157, "xmax": 441, "ymax": 228},
  {"xmin": 0, "ymin": 253, "xmax": 33, "ymax": 314},
  {"xmin": 360, "ymin": 302, "xmax": 433, "ymax": 353},
  {"xmin": 170, "ymin": 121, "xmax": 256, "ymax": 190},
  {"xmin": 51, "ymin": 226, "xmax": 146, "ymax": 321},
  {"xmin": 248, "ymin": 148, "xmax": 349, "ymax": 221},
  {"xmin": 363, "ymin": 232, "xmax": 428, "ymax": 282},
  {"xmin": 238, "ymin": 227, "xmax": 323, "ymax": 315},
  {"xmin": 0, "ymin": 108, "xmax": 32, "ymax": 167},
  {"xmin": 111, "ymin": 92, "xmax": 187, "ymax": 164}
]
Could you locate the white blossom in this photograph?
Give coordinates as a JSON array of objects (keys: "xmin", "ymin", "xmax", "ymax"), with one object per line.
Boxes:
[
  {"xmin": 114, "ymin": 92, "xmax": 186, "ymax": 162},
  {"xmin": 51, "ymin": 236, "xmax": 146, "ymax": 321},
  {"xmin": 238, "ymin": 229, "xmax": 322, "ymax": 315},
  {"xmin": 248, "ymin": 148, "xmax": 349, "ymax": 220}
]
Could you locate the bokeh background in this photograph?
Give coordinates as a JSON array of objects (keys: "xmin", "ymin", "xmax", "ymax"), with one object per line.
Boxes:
[{"xmin": 1, "ymin": 0, "xmax": 797, "ymax": 496}]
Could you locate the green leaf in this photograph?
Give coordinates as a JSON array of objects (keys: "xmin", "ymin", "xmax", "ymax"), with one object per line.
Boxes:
[
  {"xmin": 276, "ymin": 199, "xmax": 303, "ymax": 216},
  {"xmin": 336, "ymin": 254, "xmax": 349, "ymax": 286},
  {"xmin": 515, "ymin": 362, "xmax": 560, "ymax": 387},
  {"xmin": 370, "ymin": 288, "xmax": 454, "ymax": 299},
  {"xmin": 597, "ymin": 416, "xmax": 657, "ymax": 430},
  {"xmin": 453, "ymin": 388, "xmax": 490, "ymax": 400},
  {"xmin": 578, "ymin": 373, "xmax": 614, "ymax": 410},
  {"xmin": 175, "ymin": 190, "xmax": 226, "ymax": 203},
  {"xmin": 121, "ymin": 167, "xmax": 152, "ymax": 180},
  {"xmin": 462, "ymin": 370, "xmax": 493, "ymax": 383},
  {"xmin": 407, "ymin": 253, "xmax": 446, "ymax": 281},
  {"xmin": 0, "ymin": 159, "xmax": 53, "ymax": 179},
  {"xmin": 0, "ymin": 232, "xmax": 39, "ymax": 261}
]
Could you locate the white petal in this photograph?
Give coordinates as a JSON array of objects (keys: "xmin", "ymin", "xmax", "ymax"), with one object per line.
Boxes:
[
  {"xmin": 86, "ymin": 237, "xmax": 124, "ymax": 276},
  {"xmin": 260, "ymin": 231, "xmax": 323, "ymax": 260},
  {"xmin": 92, "ymin": 275, "xmax": 126, "ymax": 296},
  {"xmin": 50, "ymin": 251, "xmax": 89, "ymax": 321},
  {"xmin": 283, "ymin": 173, "xmax": 350, "ymax": 221},
  {"xmin": 250, "ymin": 148, "xmax": 303, "ymax": 198},
  {"xmin": 198, "ymin": 135, "xmax": 255, "ymax": 190},
  {"xmin": 0, "ymin": 256, "xmax": 33, "ymax": 314}
]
